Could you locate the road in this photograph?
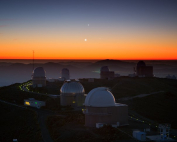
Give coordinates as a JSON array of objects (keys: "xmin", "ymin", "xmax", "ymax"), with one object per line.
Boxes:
[{"xmin": 0, "ymin": 99, "xmax": 55, "ymax": 142}]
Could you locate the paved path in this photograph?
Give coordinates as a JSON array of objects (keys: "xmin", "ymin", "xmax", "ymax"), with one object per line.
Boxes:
[{"xmin": 35, "ymin": 109, "xmax": 55, "ymax": 142}]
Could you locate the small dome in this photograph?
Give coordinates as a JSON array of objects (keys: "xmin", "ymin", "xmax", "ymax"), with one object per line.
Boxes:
[
  {"xmin": 137, "ymin": 61, "xmax": 146, "ymax": 67},
  {"xmin": 85, "ymin": 87, "xmax": 115, "ymax": 107},
  {"xmin": 60, "ymin": 80, "xmax": 85, "ymax": 94},
  {"xmin": 100, "ymin": 66, "xmax": 109, "ymax": 72},
  {"xmin": 33, "ymin": 67, "xmax": 46, "ymax": 78}
]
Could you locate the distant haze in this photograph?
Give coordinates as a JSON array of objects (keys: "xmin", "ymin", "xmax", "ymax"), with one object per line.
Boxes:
[{"xmin": 0, "ymin": 59, "xmax": 177, "ymax": 87}]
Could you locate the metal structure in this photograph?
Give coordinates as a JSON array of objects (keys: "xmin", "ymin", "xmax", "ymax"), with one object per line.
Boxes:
[
  {"xmin": 33, "ymin": 50, "xmax": 34, "ymax": 71},
  {"xmin": 159, "ymin": 124, "xmax": 171, "ymax": 140}
]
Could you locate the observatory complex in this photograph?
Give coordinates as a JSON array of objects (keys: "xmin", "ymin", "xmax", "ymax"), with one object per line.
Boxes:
[
  {"xmin": 100, "ymin": 66, "xmax": 115, "ymax": 79},
  {"xmin": 61, "ymin": 68, "xmax": 70, "ymax": 80},
  {"xmin": 32, "ymin": 67, "xmax": 46, "ymax": 88},
  {"xmin": 83, "ymin": 87, "xmax": 128, "ymax": 127},
  {"xmin": 60, "ymin": 80, "xmax": 85, "ymax": 107},
  {"xmin": 134, "ymin": 61, "xmax": 153, "ymax": 77}
]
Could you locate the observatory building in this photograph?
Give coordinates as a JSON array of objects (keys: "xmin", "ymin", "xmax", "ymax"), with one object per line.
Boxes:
[
  {"xmin": 60, "ymin": 80, "xmax": 85, "ymax": 107},
  {"xmin": 61, "ymin": 68, "xmax": 70, "ymax": 80},
  {"xmin": 83, "ymin": 87, "xmax": 128, "ymax": 127},
  {"xmin": 100, "ymin": 66, "xmax": 115, "ymax": 79},
  {"xmin": 24, "ymin": 98, "xmax": 45, "ymax": 109},
  {"xmin": 134, "ymin": 61, "xmax": 153, "ymax": 77},
  {"xmin": 32, "ymin": 67, "xmax": 46, "ymax": 88}
]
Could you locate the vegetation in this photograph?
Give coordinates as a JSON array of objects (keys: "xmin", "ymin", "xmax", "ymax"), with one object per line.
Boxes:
[
  {"xmin": 81, "ymin": 77, "xmax": 177, "ymax": 99},
  {"xmin": 1, "ymin": 77, "xmax": 177, "ymax": 141},
  {"xmin": 47, "ymin": 111, "xmax": 132, "ymax": 142},
  {"xmin": 0, "ymin": 102, "xmax": 42, "ymax": 142},
  {"xmin": 29, "ymin": 81, "xmax": 63, "ymax": 95},
  {"xmin": 0, "ymin": 83, "xmax": 63, "ymax": 111},
  {"xmin": 128, "ymin": 91, "xmax": 177, "ymax": 128},
  {"xmin": 0, "ymin": 83, "xmax": 49, "ymax": 104}
]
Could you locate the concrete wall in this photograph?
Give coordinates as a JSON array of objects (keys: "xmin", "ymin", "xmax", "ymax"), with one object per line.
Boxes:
[
  {"xmin": 100, "ymin": 71, "xmax": 115, "ymax": 79},
  {"xmin": 85, "ymin": 106, "xmax": 128, "ymax": 127},
  {"xmin": 32, "ymin": 77, "xmax": 46, "ymax": 87},
  {"xmin": 136, "ymin": 66, "xmax": 153, "ymax": 77},
  {"xmin": 60, "ymin": 93, "xmax": 85, "ymax": 107}
]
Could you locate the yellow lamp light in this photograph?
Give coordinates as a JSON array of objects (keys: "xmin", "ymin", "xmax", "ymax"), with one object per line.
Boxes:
[{"xmin": 25, "ymin": 101, "xmax": 30, "ymax": 105}]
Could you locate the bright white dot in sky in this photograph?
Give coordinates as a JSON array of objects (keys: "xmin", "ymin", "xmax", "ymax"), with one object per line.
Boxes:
[
  {"xmin": 88, "ymin": 24, "xmax": 89, "ymax": 26},
  {"xmin": 85, "ymin": 39, "xmax": 87, "ymax": 41}
]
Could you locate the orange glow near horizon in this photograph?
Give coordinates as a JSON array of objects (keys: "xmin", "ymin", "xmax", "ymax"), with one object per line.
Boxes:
[
  {"xmin": 1, "ymin": 25, "xmax": 177, "ymax": 60},
  {"xmin": 1, "ymin": 41, "xmax": 177, "ymax": 60}
]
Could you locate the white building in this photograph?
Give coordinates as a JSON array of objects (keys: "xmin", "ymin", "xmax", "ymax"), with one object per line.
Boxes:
[
  {"xmin": 83, "ymin": 87, "xmax": 128, "ymax": 127},
  {"xmin": 61, "ymin": 68, "xmax": 70, "ymax": 80},
  {"xmin": 24, "ymin": 98, "xmax": 46, "ymax": 109},
  {"xmin": 32, "ymin": 67, "xmax": 46, "ymax": 88},
  {"xmin": 60, "ymin": 80, "xmax": 85, "ymax": 107},
  {"xmin": 133, "ymin": 130, "xmax": 146, "ymax": 141}
]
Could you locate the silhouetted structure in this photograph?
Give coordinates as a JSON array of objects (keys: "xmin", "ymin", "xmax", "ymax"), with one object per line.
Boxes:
[
  {"xmin": 100, "ymin": 66, "xmax": 115, "ymax": 79},
  {"xmin": 32, "ymin": 67, "xmax": 46, "ymax": 87},
  {"xmin": 61, "ymin": 68, "xmax": 70, "ymax": 80},
  {"xmin": 134, "ymin": 61, "xmax": 153, "ymax": 77},
  {"xmin": 60, "ymin": 80, "xmax": 85, "ymax": 107},
  {"xmin": 83, "ymin": 87, "xmax": 128, "ymax": 127}
]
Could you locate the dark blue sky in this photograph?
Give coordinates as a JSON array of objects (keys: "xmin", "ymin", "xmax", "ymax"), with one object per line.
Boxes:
[{"xmin": 0, "ymin": 0, "xmax": 177, "ymax": 59}]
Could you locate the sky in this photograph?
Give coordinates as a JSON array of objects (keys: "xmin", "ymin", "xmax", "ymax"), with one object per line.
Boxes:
[{"xmin": 0, "ymin": 0, "xmax": 177, "ymax": 60}]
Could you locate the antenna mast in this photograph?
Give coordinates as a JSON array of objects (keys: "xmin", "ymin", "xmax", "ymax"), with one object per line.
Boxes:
[{"xmin": 33, "ymin": 50, "xmax": 34, "ymax": 70}]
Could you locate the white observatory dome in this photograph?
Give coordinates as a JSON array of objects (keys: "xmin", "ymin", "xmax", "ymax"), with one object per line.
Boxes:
[
  {"xmin": 100, "ymin": 66, "xmax": 109, "ymax": 72},
  {"xmin": 84, "ymin": 87, "xmax": 116, "ymax": 107},
  {"xmin": 33, "ymin": 67, "xmax": 46, "ymax": 77},
  {"xmin": 60, "ymin": 80, "xmax": 85, "ymax": 94},
  {"xmin": 61, "ymin": 68, "xmax": 70, "ymax": 80}
]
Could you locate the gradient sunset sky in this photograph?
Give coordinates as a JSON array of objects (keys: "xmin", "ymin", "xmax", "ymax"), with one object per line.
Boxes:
[{"xmin": 0, "ymin": 0, "xmax": 177, "ymax": 60}]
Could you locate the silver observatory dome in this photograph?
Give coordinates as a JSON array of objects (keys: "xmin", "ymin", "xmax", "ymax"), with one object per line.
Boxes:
[
  {"xmin": 60, "ymin": 80, "xmax": 85, "ymax": 94},
  {"xmin": 100, "ymin": 66, "xmax": 109, "ymax": 72},
  {"xmin": 137, "ymin": 61, "xmax": 146, "ymax": 67},
  {"xmin": 84, "ymin": 87, "xmax": 116, "ymax": 107},
  {"xmin": 62, "ymin": 68, "xmax": 69, "ymax": 73},
  {"xmin": 33, "ymin": 67, "xmax": 46, "ymax": 78}
]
